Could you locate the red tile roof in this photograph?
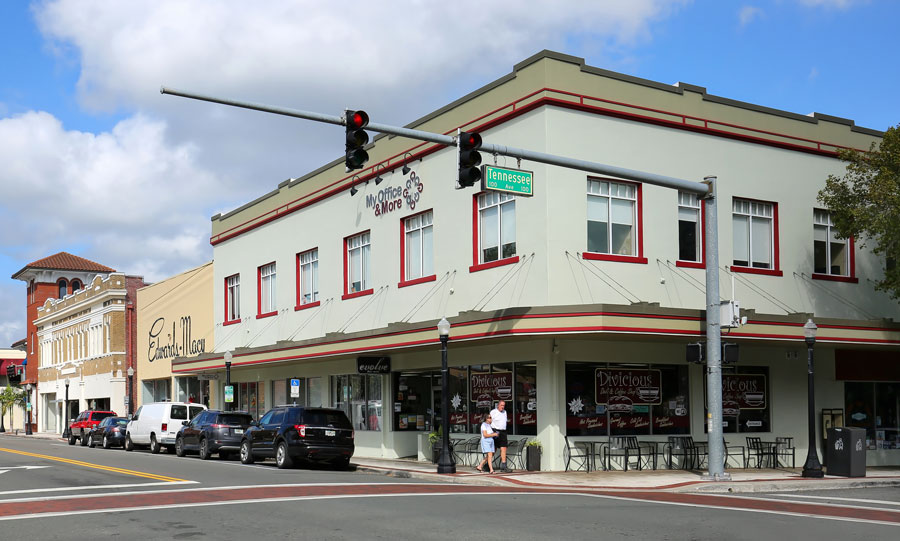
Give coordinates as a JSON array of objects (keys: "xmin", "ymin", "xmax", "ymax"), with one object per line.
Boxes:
[{"xmin": 20, "ymin": 252, "xmax": 115, "ymax": 273}]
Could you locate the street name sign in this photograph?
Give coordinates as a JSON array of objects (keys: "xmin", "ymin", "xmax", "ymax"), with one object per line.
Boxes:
[{"xmin": 481, "ymin": 164, "xmax": 534, "ymax": 197}]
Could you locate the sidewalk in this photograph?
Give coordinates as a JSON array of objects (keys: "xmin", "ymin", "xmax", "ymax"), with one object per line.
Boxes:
[{"xmin": 351, "ymin": 456, "xmax": 900, "ymax": 493}]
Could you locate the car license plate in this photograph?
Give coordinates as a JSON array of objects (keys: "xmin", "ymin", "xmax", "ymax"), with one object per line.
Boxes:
[
  {"xmin": 325, "ymin": 430, "xmax": 336, "ymax": 437},
  {"xmin": 234, "ymin": 429, "xmax": 243, "ymax": 435}
]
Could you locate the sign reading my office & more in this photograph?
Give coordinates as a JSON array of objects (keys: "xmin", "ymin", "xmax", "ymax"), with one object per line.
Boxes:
[
  {"xmin": 481, "ymin": 164, "xmax": 534, "ymax": 197},
  {"xmin": 365, "ymin": 171, "xmax": 424, "ymax": 217}
]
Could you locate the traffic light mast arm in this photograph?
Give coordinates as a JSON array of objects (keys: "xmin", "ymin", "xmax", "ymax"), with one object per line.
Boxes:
[{"xmin": 160, "ymin": 86, "xmax": 707, "ymax": 196}]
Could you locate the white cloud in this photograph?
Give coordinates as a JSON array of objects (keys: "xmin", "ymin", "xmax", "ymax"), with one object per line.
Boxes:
[
  {"xmin": 809, "ymin": 67, "xmax": 820, "ymax": 80},
  {"xmin": 739, "ymin": 6, "xmax": 764, "ymax": 26},
  {"xmin": 0, "ymin": 111, "xmax": 220, "ymax": 284}
]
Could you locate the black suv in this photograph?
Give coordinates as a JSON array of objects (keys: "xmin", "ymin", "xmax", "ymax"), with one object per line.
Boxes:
[
  {"xmin": 239, "ymin": 407, "xmax": 354, "ymax": 469},
  {"xmin": 175, "ymin": 410, "xmax": 254, "ymax": 460}
]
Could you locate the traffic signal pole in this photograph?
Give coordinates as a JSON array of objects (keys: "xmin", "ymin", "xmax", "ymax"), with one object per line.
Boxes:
[{"xmin": 161, "ymin": 86, "xmax": 728, "ymax": 480}]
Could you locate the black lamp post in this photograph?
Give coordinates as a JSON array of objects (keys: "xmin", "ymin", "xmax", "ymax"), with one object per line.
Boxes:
[
  {"xmin": 25, "ymin": 383, "xmax": 33, "ymax": 435},
  {"xmin": 62, "ymin": 378, "xmax": 71, "ymax": 438},
  {"xmin": 801, "ymin": 318, "xmax": 824, "ymax": 478},
  {"xmin": 127, "ymin": 366, "xmax": 134, "ymax": 417},
  {"xmin": 224, "ymin": 351, "xmax": 233, "ymax": 412},
  {"xmin": 436, "ymin": 317, "xmax": 456, "ymax": 474}
]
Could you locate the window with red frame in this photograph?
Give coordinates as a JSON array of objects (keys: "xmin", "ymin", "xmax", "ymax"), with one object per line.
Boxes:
[
  {"xmin": 478, "ymin": 192, "xmax": 516, "ymax": 263},
  {"xmin": 813, "ymin": 209, "xmax": 850, "ymax": 276},
  {"xmin": 225, "ymin": 274, "xmax": 240, "ymax": 322},
  {"xmin": 587, "ymin": 179, "xmax": 637, "ymax": 256},
  {"xmin": 297, "ymin": 249, "xmax": 319, "ymax": 305},
  {"xmin": 732, "ymin": 198, "xmax": 775, "ymax": 269},
  {"xmin": 678, "ymin": 191, "xmax": 702, "ymax": 264},
  {"xmin": 258, "ymin": 263, "xmax": 276, "ymax": 315},
  {"xmin": 346, "ymin": 232, "xmax": 371, "ymax": 294},
  {"xmin": 404, "ymin": 211, "xmax": 434, "ymax": 281}
]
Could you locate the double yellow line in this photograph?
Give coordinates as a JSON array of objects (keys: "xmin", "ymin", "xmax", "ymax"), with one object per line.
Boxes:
[{"xmin": 0, "ymin": 448, "xmax": 187, "ymax": 482}]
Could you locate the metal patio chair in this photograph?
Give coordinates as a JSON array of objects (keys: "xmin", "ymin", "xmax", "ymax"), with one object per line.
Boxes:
[{"xmin": 564, "ymin": 436, "xmax": 591, "ymax": 472}]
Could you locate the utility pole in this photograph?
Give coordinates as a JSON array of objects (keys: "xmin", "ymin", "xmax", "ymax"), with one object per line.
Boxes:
[{"xmin": 161, "ymin": 87, "xmax": 728, "ymax": 480}]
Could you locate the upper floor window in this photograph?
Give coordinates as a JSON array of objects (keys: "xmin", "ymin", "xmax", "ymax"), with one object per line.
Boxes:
[
  {"xmin": 297, "ymin": 249, "xmax": 319, "ymax": 307},
  {"xmin": 587, "ymin": 179, "xmax": 637, "ymax": 256},
  {"xmin": 402, "ymin": 210, "xmax": 434, "ymax": 284},
  {"xmin": 732, "ymin": 198, "xmax": 776, "ymax": 271},
  {"xmin": 814, "ymin": 209, "xmax": 854, "ymax": 279},
  {"xmin": 345, "ymin": 232, "xmax": 371, "ymax": 297},
  {"xmin": 478, "ymin": 191, "xmax": 516, "ymax": 264},
  {"xmin": 57, "ymin": 279, "xmax": 68, "ymax": 299},
  {"xmin": 677, "ymin": 191, "xmax": 702, "ymax": 264},
  {"xmin": 257, "ymin": 263, "xmax": 276, "ymax": 317},
  {"xmin": 71, "ymin": 279, "xmax": 82, "ymax": 292},
  {"xmin": 225, "ymin": 274, "xmax": 240, "ymax": 323}
]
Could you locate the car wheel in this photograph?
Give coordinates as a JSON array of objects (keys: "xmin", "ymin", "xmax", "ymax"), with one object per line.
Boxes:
[
  {"xmin": 240, "ymin": 440, "xmax": 254, "ymax": 464},
  {"xmin": 199, "ymin": 438, "xmax": 211, "ymax": 460},
  {"xmin": 103, "ymin": 435, "xmax": 111, "ymax": 449},
  {"xmin": 175, "ymin": 437, "xmax": 185, "ymax": 457},
  {"xmin": 80, "ymin": 431, "xmax": 89, "ymax": 446},
  {"xmin": 68, "ymin": 434, "xmax": 76, "ymax": 446},
  {"xmin": 88, "ymin": 433, "xmax": 96, "ymax": 448},
  {"xmin": 275, "ymin": 441, "xmax": 294, "ymax": 469},
  {"xmin": 125, "ymin": 434, "xmax": 134, "ymax": 452},
  {"xmin": 150, "ymin": 434, "xmax": 161, "ymax": 454}
]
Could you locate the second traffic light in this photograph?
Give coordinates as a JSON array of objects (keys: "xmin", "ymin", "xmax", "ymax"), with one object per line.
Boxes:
[
  {"xmin": 457, "ymin": 131, "xmax": 482, "ymax": 188},
  {"xmin": 345, "ymin": 110, "xmax": 369, "ymax": 172}
]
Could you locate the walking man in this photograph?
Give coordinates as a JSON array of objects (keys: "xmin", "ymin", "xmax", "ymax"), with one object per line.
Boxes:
[{"xmin": 490, "ymin": 400, "xmax": 510, "ymax": 471}]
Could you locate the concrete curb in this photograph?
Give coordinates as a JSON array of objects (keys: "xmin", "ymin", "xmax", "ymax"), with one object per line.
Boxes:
[{"xmin": 353, "ymin": 462, "xmax": 900, "ymax": 493}]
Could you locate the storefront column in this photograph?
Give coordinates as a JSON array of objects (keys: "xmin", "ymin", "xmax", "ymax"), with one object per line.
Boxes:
[{"xmin": 537, "ymin": 339, "xmax": 565, "ymax": 471}]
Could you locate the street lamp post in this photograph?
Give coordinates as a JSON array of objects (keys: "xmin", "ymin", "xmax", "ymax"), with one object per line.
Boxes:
[
  {"xmin": 224, "ymin": 351, "xmax": 233, "ymax": 412},
  {"xmin": 802, "ymin": 319, "xmax": 824, "ymax": 478},
  {"xmin": 25, "ymin": 383, "xmax": 33, "ymax": 435},
  {"xmin": 62, "ymin": 378, "xmax": 71, "ymax": 438},
  {"xmin": 127, "ymin": 367, "xmax": 135, "ymax": 417},
  {"xmin": 436, "ymin": 317, "xmax": 455, "ymax": 474}
]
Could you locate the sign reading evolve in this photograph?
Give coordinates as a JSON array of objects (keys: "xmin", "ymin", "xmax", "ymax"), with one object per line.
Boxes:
[{"xmin": 481, "ymin": 164, "xmax": 534, "ymax": 197}]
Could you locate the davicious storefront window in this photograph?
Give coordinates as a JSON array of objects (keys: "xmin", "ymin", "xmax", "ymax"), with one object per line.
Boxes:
[
  {"xmin": 565, "ymin": 362, "xmax": 689, "ymax": 436},
  {"xmin": 393, "ymin": 362, "xmax": 536, "ymax": 435},
  {"xmin": 704, "ymin": 366, "xmax": 770, "ymax": 434}
]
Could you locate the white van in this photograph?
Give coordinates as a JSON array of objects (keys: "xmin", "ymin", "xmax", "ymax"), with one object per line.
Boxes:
[{"xmin": 125, "ymin": 402, "xmax": 207, "ymax": 454}]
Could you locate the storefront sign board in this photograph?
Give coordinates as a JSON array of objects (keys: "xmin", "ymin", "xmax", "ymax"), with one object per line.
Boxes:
[
  {"xmin": 595, "ymin": 368, "xmax": 662, "ymax": 408},
  {"xmin": 470, "ymin": 371, "xmax": 513, "ymax": 403},
  {"xmin": 357, "ymin": 356, "xmax": 391, "ymax": 374}
]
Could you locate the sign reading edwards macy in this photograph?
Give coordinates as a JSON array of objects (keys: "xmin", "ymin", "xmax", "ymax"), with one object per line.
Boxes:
[{"xmin": 148, "ymin": 316, "xmax": 207, "ymax": 362}]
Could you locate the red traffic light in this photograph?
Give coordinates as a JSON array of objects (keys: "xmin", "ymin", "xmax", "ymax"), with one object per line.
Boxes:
[
  {"xmin": 459, "ymin": 131, "xmax": 482, "ymax": 150},
  {"xmin": 346, "ymin": 110, "xmax": 369, "ymax": 130}
]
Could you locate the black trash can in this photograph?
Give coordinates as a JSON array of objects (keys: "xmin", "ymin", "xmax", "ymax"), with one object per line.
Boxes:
[{"xmin": 826, "ymin": 427, "xmax": 866, "ymax": 477}]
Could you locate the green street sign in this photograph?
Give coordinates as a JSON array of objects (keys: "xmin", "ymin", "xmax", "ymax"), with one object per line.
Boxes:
[
  {"xmin": 481, "ymin": 164, "xmax": 534, "ymax": 197},
  {"xmin": 224, "ymin": 385, "xmax": 234, "ymax": 403}
]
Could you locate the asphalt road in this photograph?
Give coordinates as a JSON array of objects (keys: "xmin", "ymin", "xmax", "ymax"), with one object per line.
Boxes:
[{"xmin": 1, "ymin": 435, "xmax": 898, "ymax": 539}]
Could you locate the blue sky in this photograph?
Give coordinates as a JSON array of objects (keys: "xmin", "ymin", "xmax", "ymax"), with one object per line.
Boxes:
[{"xmin": 0, "ymin": 0, "xmax": 897, "ymax": 346}]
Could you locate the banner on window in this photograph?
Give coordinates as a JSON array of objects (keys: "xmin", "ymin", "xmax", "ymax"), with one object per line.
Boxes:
[
  {"xmin": 719, "ymin": 373, "xmax": 767, "ymax": 410},
  {"xmin": 470, "ymin": 371, "xmax": 513, "ymax": 406},
  {"xmin": 595, "ymin": 368, "xmax": 662, "ymax": 410}
]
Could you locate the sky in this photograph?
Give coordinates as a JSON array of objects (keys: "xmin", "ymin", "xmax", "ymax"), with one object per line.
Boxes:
[{"xmin": 1, "ymin": 0, "xmax": 898, "ymax": 347}]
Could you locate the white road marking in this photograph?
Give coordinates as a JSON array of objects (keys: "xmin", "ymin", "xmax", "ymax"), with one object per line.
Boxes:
[
  {"xmin": 0, "ymin": 491, "xmax": 898, "ymax": 527},
  {"xmin": 0, "ymin": 466, "xmax": 50, "ymax": 475},
  {"xmin": 0, "ymin": 481, "xmax": 198, "ymax": 498},
  {"xmin": 770, "ymin": 493, "xmax": 900, "ymax": 506}
]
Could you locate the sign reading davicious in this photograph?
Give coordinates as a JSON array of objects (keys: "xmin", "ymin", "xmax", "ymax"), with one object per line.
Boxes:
[
  {"xmin": 721, "ymin": 374, "xmax": 767, "ymax": 410},
  {"xmin": 595, "ymin": 368, "xmax": 662, "ymax": 408},
  {"xmin": 357, "ymin": 356, "xmax": 391, "ymax": 374},
  {"xmin": 470, "ymin": 371, "xmax": 513, "ymax": 406}
]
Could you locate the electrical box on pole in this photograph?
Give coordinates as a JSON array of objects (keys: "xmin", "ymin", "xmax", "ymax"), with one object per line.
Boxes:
[
  {"xmin": 344, "ymin": 110, "xmax": 369, "ymax": 172},
  {"xmin": 457, "ymin": 130, "xmax": 482, "ymax": 188}
]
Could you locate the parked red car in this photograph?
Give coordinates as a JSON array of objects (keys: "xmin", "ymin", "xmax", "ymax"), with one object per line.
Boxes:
[{"xmin": 68, "ymin": 410, "xmax": 117, "ymax": 446}]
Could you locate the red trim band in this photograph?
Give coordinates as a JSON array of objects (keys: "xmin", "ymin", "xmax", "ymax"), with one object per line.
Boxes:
[
  {"xmin": 470, "ymin": 256, "xmax": 520, "ymax": 273},
  {"xmin": 675, "ymin": 260, "xmax": 704, "ymax": 269},
  {"xmin": 398, "ymin": 275, "xmax": 437, "ymax": 288},
  {"xmin": 256, "ymin": 311, "xmax": 277, "ymax": 320},
  {"xmin": 342, "ymin": 288, "xmax": 374, "ymax": 301},
  {"xmin": 294, "ymin": 300, "xmax": 321, "ymax": 311},
  {"xmin": 582, "ymin": 253, "xmax": 648, "ymax": 264},
  {"xmin": 223, "ymin": 319, "xmax": 241, "ymax": 327},
  {"xmin": 729, "ymin": 266, "xmax": 783, "ymax": 277},
  {"xmin": 811, "ymin": 273, "xmax": 858, "ymax": 283}
]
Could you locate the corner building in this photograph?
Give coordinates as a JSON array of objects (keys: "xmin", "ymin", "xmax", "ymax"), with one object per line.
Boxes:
[{"xmin": 175, "ymin": 51, "xmax": 900, "ymax": 469}]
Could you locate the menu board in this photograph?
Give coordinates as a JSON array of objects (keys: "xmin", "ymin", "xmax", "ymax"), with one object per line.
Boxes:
[
  {"xmin": 470, "ymin": 371, "xmax": 513, "ymax": 406},
  {"xmin": 595, "ymin": 368, "xmax": 662, "ymax": 412}
]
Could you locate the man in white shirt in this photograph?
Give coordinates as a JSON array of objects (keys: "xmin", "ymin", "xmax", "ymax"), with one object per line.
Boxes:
[{"xmin": 490, "ymin": 400, "xmax": 510, "ymax": 471}]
